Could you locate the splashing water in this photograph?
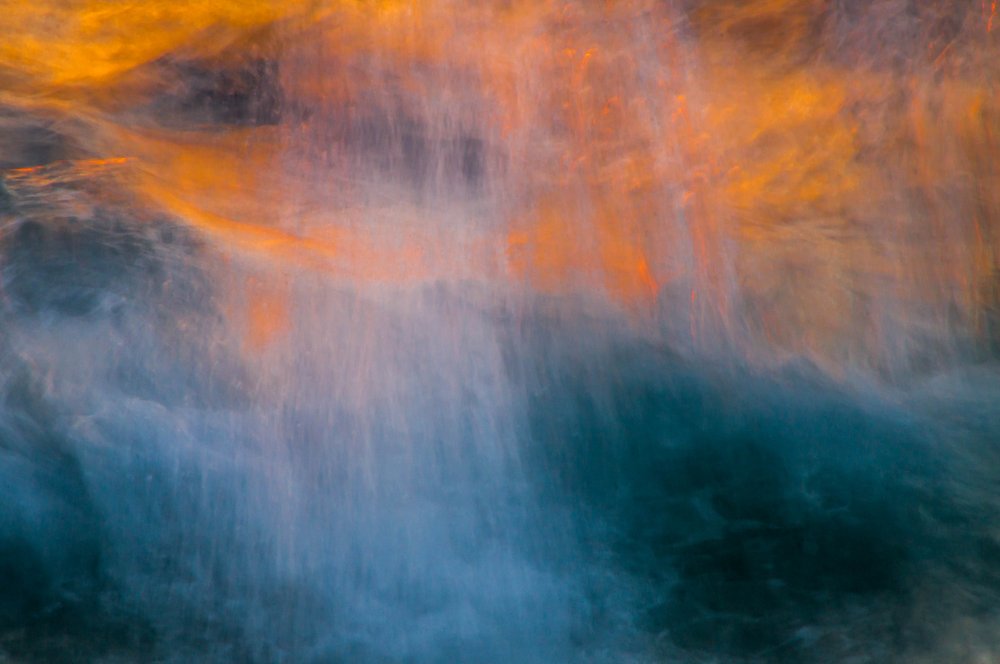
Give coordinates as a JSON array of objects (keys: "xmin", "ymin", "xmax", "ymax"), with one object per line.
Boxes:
[{"xmin": 0, "ymin": 2, "xmax": 999, "ymax": 662}]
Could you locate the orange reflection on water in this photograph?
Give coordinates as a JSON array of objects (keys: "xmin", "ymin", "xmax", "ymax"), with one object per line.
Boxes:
[{"xmin": 1, "ymin": 0, "xmax": 998, "ymax": 374}]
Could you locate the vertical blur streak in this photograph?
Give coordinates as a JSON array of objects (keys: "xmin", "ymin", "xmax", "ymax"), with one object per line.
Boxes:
[{"xmin": 0, "ymin": 1, "xmax": 999, "ymax": 662}]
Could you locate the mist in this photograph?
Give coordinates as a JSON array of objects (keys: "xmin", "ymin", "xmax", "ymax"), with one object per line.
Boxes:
[{"xmin": 1, "ymin": 1, "xmax": 999, "ymax": 662}]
